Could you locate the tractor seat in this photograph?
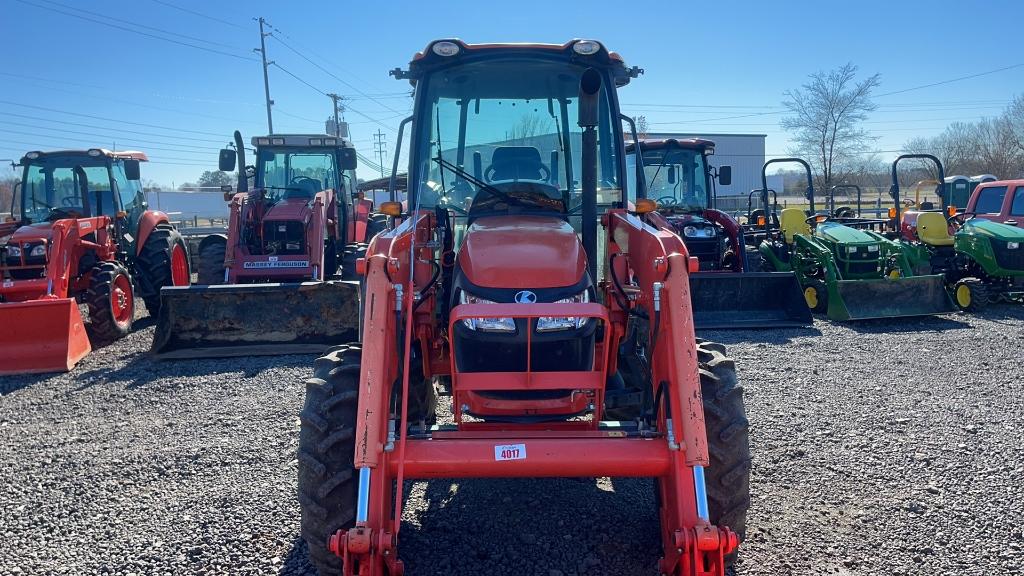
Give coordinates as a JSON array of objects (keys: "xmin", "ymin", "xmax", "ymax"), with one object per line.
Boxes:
[
  {"xmin": 488, "ymin": 146, "xmax": 545, "ymax": 181},
  {"xmin": 779, "ymin": 208, "xmax": 810, "ymax": 244},
  {"xmin": 917, "ymin": 212, "xmax": 954, "ymax": 246}
]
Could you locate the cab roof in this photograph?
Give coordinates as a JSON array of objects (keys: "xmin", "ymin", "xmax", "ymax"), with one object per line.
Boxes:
[
  {"xmin": 399, "ymin": 39, "xmax": 640, "ymax": 87},
  {"xmin": 626, "ymin": 138, "xmax": 716, "ymax": 153},
  {"xmin": 20, "ymin": 149, "xmax": 148, "ymax": 162},
  {"xmin": 251, "ymin": 134, "xmax": 354, "ymax": 148}
]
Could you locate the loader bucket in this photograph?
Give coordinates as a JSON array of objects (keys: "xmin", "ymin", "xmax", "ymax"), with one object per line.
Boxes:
[
  {"xmin": 689, "ymin": 272, "xmax": 813, "ymax": 329},
  {"xmin": 828, "ymin": 275, "xmax": 956, "ymax": 321},
  {"xmin": 0, "ymin": 298, "xmax": 91, "ymax": 375},
  {"xmin": 151, "ymin": 281, "xmax": 360, "ymax": 359}
]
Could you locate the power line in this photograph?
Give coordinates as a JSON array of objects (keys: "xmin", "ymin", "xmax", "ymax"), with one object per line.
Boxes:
[
  {"xmin": 147, "ymin": 0, "xmax": 247, "ymax": 29},
  {"xmin": 0, "ymin": 111, "xmax": 226, "ymax": 144},
  {"xmin": 0, "ymin": 100, "xmax": 228, "ymax": 137},
  {"xmin": 876, "ymin": 63, "xmax": 1024, "ymax": 97},
  {"xmin": 0, "ymin": 128, "xmax": 214, "ymax": 157},
  {"xmin": 13, "ymin": 0, "xmax": 256, "ymax": 61},
  {"xmin": 0, "ymin": 123, "xmax": 220, "ymax": 153},
  {"xmin": 0, "ymin": 141, "xmax": 210, "ymax": 167}
]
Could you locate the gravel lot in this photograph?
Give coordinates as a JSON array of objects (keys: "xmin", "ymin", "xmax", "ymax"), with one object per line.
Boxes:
[{"xmin": 2, "ymin": 304, "xmax": 1022, "ymax": 575}]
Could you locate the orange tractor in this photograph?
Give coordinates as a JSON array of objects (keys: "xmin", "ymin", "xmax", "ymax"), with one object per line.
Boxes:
[
  {"xmin": 0, "ymin": 149, "xmax": 189, "ymax": 375},
  {"xmin": 151, "ymin": 132, "xmax": 362, "ymax": 359},
  {"xmin": 297, "ymin": 40, "xmax": 750, "ymax": 575}
]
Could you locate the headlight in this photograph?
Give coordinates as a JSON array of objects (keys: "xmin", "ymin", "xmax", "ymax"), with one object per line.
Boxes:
[
  {"xmin": 683, "ymin": 225, "xmax": 715, "ymax": 238},
  {"xmin": 867, "ymin": 244, "xmax": 879, "ymax": 253},
  {"xmin": 1008, "ymin": 241, "xmax": 1020, "ymax": 250},
  {"xmin": 459, "ymin": 291, "xmax": 514, "ymax": 332},
  {"xmin": 537, "ymin": 290, "xmax": 589, "ymax": 332},
  {"xmin": 29, "ymin": 244, "xmax": 47, "ymax": 257},
  {"xmin": 6, "ymin": 245, "xmax": 21, "ymax": 258}
]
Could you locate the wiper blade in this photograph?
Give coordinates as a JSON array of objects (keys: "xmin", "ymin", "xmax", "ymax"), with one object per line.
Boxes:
[{"xmin": 432, "ymin": 156, "xmax": 531, "ymax": 208}]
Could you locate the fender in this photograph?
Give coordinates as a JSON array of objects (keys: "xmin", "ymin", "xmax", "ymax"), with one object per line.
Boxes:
[
  {"xmin": 197, "ymin": 233, "xmax": 227, "ymax": 254},
  {"xmin": 135, "ymin": 210, "xmax": 171, "ymax": 255},
  {"xmin": 702, "ymin": 208, "xmax": 743, "ymax": 272}
]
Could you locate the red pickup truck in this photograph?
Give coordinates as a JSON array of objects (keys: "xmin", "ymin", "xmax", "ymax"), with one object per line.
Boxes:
[{"xmin": 965, "ymin": 179, "xmax": 1024, "ymax": 228}]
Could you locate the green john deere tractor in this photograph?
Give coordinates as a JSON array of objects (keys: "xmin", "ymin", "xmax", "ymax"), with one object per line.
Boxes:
[
  {"xmin": 757, "ymin": 158, "xmax": 956, "ymax": 321},
  {"xmin": 893, "ymin": 154, "xmax": 1024, "ymax": 311}
]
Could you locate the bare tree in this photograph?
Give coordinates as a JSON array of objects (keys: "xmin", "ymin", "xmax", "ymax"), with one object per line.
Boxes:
[
  {"xmin": 781, "ymin": 63, "xmax": 881, "ymax": 191},
  {"xmin": 509, "ymin": 115, "xmax": 545, "ymax": 144},
  {"xmin": 634, "ymin": 115, "xmax": 648, "ymax": 139}
]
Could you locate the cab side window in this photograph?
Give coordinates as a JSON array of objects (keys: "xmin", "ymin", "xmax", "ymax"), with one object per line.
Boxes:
[
  {"xmin": 112, "ymin": 162, "xmax": 145, "ymax": 226},
  {"xmin": 1010, "ymin": 187, "xmax": 1024, "ymax": 216},
  {"xmin": 973, "ymin": 186, "xmax": 1007, "ymax": 214}
]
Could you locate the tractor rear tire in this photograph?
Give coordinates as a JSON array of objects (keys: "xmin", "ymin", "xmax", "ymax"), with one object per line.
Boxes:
[
  {"xmin": 953, "ymin": 277, "xmax": 989, "ymax": 312},
  {"xmin": 298, "ymin": 344, "xmax": 361, "ymax": 576},
  {"xmin": 197, "ymin": 240, "xmax": 226, "ymax": 285},
  {"xmin": 341, "ymin": 243, "xmax": 367, "ymax": 281},
  {"xmin": 85, "ymin": 261, "xmax": 135, "ymax": 347},
  {"xmin": 365, "ymin": 213, "xmax": 388, "ymax": 242},
  {"xmin": 696, "ymin": 339, "xmax": 751, "ymax": 564},
  {"xmin": 136, "ymin": 223, "xmax": 190, "ymax": 317}
]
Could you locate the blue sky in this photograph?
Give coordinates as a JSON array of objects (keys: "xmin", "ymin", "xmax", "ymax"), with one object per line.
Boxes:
[{"xmin": 2, "ymin": 0, "xmax": 1022, "ymax": 187}]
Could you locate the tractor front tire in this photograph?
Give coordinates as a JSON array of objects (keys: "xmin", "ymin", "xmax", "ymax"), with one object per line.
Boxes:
[
  {"xmin": 803, "ymin": 279, "xmax": 828, "ymax": 313},
  {"xmin": 85, "ymin": 261, "xmax": 135, "ymax": 347},
  {"xmin": 197, "ymin": 240, "xmax": 226, "ymax": 285},
  {"xmin": 953, "ymin": 277, "xmax": 989, "ymax": 312},
  {"xmin": 298, "ymin": 344, "xmax": 361, "ymax": 576},
  {"xmin": 697, "ymin": 339, "xmax": 751, "ymax": 563},
  {"xmin": 341, "ymin": 243, "xmax": 367, "ymax": 281},
  {"xmin": 365, "ymin": 213, "xmax": 388, "ymax": 242},
  {"xmin": 324, "ymin": 237, "xmax": 339, "ymax": 279},
  {"xmin": 136, "ymin": 223, "xmax": 190, "ymax": 317}
]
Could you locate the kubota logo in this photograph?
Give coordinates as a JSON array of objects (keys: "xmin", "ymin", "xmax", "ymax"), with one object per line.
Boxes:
[{"xmin": 514, "ymin": 290, "xmax": 537, "ymax": 304}]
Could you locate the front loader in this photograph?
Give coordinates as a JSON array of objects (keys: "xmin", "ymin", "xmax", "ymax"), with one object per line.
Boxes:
[
  {"xmin": 758, "ymin": 158, "xmax": 955, "ymax": 321},
  {"xmin": 151, "ymin": 132, "xmax": 361, "ymax": 359},
  {"xmin": 297, "ymin": 39, "xmax": 751, "ymax": 576},
  {"xmin": 627, "ymin": 138, "xmax": 810, "ymax": 329},
  {"xmin": 894, "ymin": 154, "xmax": 1024, "ymax": 311},
  {"xmin": 0, "ymin": 149, "xmax": 189, "ymax": 375}
]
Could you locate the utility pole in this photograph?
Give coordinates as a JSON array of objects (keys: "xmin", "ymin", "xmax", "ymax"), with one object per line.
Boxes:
[
  {"xmin": 327, "ymin": 93, "xmax": 344, "ymax": 136},
  {"xmin": 373, "ymin": 130, "xmax": 387, "ymax": 179},
  {"xmin": 254, "ymin": 17, "xmax": 274, "ymax": 134}
]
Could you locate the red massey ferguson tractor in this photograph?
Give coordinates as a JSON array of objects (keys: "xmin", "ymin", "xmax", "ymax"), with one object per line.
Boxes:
[
  {"xmin": 151, "ymin": 132, "xmax": 362, "ymax": 359},
  {"xmin": 297, "ymin": 40, "xmax": 751, "ymax": 576},
  {"xmin": 0, "ymin": 149, "xmax": 189, "ymax": 374}
]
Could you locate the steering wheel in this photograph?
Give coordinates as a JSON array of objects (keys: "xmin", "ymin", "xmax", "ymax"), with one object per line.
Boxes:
[
  {"xmin": 61, "ymin": 196, "xmax": 81, "ymax": 207},
  {"xmin": 48, "ymin": 207, "xmax": 82, "ymax": 221},
  {"xmin": 656, "ymin": 195, "xmax": 678, "ymax": 206},
  {"xmin": 290, "ymin": 176, "xmax": 320, "ymax": 188},
  {"xmin": 947, "ymin": 211, "xmax": 977, "ymax": 226},
  {"xmin": 484, "ymin": 161, "xmax": 551, "ymax": 183}
]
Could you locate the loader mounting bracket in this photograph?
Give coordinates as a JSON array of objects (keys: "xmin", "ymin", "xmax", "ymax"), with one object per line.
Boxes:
[
  {"xmin": 658, "ymin": 524, "xmax": 738, "ymax": 576},
  {"xmin": 329, "ymin": 526, "xmax": 405, "ymax": 576}
]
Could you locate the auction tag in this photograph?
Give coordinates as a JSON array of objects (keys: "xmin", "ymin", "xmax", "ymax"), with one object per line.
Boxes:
[
  {"xmin": 494, "ymin": 443, "xmax": 526, "ymax": 461},
  {"xmin": 2, "ymin": 280, "xmax": 12, "ymax": 288}
]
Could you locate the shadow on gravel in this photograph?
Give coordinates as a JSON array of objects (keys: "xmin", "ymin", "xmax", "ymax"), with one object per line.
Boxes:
[
  {"xmin": 74, "ymin": 353, "xmax": 313, "ymax": 390},
  {"xmin": 698, "ymin": 326, "xmax": 823, "ymax": 346},
  {"xmin": 844, "ymin": 314, "xmax": 972, "ymax": 334},
  {"xmin": 279, "ymin": 537, "xmax": 313, "ymax": 576}
]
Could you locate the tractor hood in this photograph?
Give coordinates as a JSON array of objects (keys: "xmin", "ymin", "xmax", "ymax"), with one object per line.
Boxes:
[
  {"xmin": 458, "ymin": 215, "xmax": 587, "ymax": 289},
  {"xmin": 965, "ymin": 218, "xmax": 1024, "ymax": 240},
  {"xmin": 816, "ymin": 221, "xmax": 877, "ymax": 244},
  {"xmin": 263, "ymin": 198, "xmax": 313, "ymax": 223},
  {"xmin": 9, "ymin": 222, "xmax": 55, "ymax": 243}
]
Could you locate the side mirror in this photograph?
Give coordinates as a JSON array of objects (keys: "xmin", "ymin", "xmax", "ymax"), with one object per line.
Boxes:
[
  {"xmin": 124, "ymin": 159, "xmax": 141, "ymax": 181},
  {"xmin": 667, "ymin": 165, "xmax": 676, "ymax": 184},
  {"xmin": 718, "ymin": 165, "xmax": 732, "ymax": 186},
  {"xmin": 339, "ymin": 148, "xmax": 357, "ymax": 170},
  {"xmin": 219, "ymin": 148, "xmax": 237, "ymax": 172}
]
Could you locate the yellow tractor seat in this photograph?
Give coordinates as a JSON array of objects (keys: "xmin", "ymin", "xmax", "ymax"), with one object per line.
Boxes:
[
  {"xmin": 779, "ymin": 208, "xmax": 811, "ymax": 244},
  {"xmin": 916, "ymin": 212, "xmax": 954, "ymax": 246}
]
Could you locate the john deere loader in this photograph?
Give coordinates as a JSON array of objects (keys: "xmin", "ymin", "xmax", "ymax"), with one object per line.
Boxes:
[
  {"xmin": 758, "ymin": 158, "xmax": 956, "ymax": 321},
  {"xmin": 151, "ymin": 132, "xmax": 361, "ymax": 358}
]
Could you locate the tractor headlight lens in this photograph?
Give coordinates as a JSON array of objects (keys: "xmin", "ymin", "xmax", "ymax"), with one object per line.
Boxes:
[
  {"xmin": 867, "ymin": 244, "xmax": 879, "ymax": 253},
  {"xmin": 432, "ymin": 41, "xmax": 461, "ymax": 57},
  {"xmin": 29, "ymin": 244, "xmax": 47, "ymax": 257},
  {"xmin": 1009, "ymin": 241, "xmax": 1020, "ymax": 250},
  {"xmin": 459, "ymin": 291, "xmax": 514, "ymax": 332},
  {"xmin": 6, "ymin": 245, "xmax": 21, "ymax": 258},
  {"xmin": 684, "ymin": 225, "xmax": 714, "ymax": 238},
  {"xmin": 572, "ymin": 40, "xmax": 602, "ymax": 55},
  {"xmin": 537, "ymin": 290, "xmax": 589, "ymax": 332}
]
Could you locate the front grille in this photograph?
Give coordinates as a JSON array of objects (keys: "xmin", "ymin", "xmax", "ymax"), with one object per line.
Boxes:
[
  {"xmin": 683, "ymin": 237, "xmax": 719, "ymax": 267},
  {"xmin": 261, "ymin": 221, "xmax": 306, "ymax": 255},
  {"xmin": 454, "ymin": 321, "xmax": 595, "ymax": 373},
  {"xmin": 838, "ymin": 247, "xmax": 879, "ymax": 276},
  {"xmin": 991, "ymin": 239, "xmax": 1024, "ymax": 270}
]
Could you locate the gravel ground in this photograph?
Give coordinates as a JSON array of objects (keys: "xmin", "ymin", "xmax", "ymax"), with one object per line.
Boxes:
[{"xmin": 2, "ymin": 303, "xmax": 1022, "ymax": 575}]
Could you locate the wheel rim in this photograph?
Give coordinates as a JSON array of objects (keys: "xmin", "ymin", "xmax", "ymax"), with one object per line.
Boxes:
[
  {"xmin": 955, "ymin": 284, "xmax": 971, "ymax": 307},
  {"xmin": 888, "ymin": 269, "xmax": 901, "ymax": 279},
  {"xmin": 804, "ymin": 286, "xmax": 819, "ymax": 308},
  {"xmin": 111, "ymin": 274, "xmax": 133, "ymax": 326},
  {"xmin": 170, "ymin": 243, "xmax": 189, "ymax": 285}
]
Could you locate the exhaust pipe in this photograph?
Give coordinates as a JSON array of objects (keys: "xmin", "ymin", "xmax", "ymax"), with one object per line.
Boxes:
[{"xmin": 234, "ymin": 130, "xmax": 248, "ymax": 193}]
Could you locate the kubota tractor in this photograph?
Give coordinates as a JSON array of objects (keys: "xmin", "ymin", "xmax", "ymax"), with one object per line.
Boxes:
[
  {"xmin": 297, "ymin": 39, "xmax": 751, "ymax": 576},
  {"xmin": 626, "ymin": 138, "xmax": 811, "ymax": 329},
  {"xmin": 151, "ymin": 132, "xmax": 362, "ymax": 359},
  {"xmin": 0, "ymin": 149, "xmax": 189, "ymax": 375},
  {"xmin": 895, "ymin": 154, "xmax": 1024, "ymax": 310}
]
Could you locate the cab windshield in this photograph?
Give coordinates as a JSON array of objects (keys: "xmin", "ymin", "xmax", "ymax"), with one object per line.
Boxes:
[
  {"xmin": 630, "ymin": 147, "xmax": 709, "ymax": 212},
  {"xmin": 20, "ymin": 156, "xmax": 114, "ymax": 222},
  {"xmin": 256, "ymin": 149, "xmax": 342, "ymax": 201},
  {"xmin": 413, "ymin": 59, "xmax": 621, "ymax": 216}
]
